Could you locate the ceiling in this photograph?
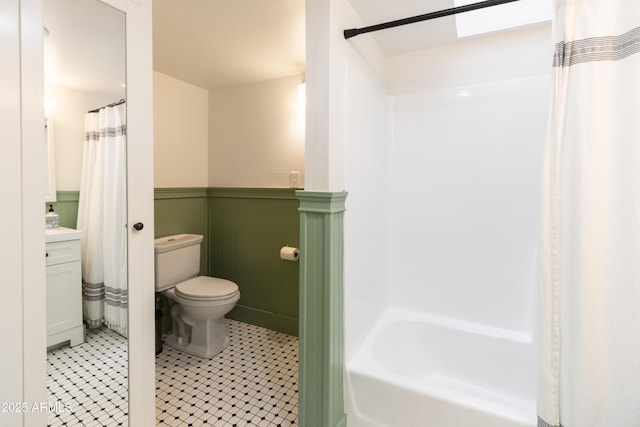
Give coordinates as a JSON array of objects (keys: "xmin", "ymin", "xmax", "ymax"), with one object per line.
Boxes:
[
  {"xmin": 152, "ymin": 0, "xmax": 306, "ymax": 90},
  {"xmin": 44, "ymin": 0, "xmax": 548, "ymax": 94},
  {"xmin": 44, "ymin": 0, "xmax": 305, "ymax": 94},
  {"xmin": 44, "ymin": 0, "xmax": 125, "ymax": 96},
  {"xmin": 150, "ymin": 0, "xmax": 465, "ymax": 89}
]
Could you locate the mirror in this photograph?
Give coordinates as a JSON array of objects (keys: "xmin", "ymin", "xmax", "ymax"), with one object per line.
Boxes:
[{"xmin": 44, "ymin": 0, "xmax": 128, "ymax": 425}]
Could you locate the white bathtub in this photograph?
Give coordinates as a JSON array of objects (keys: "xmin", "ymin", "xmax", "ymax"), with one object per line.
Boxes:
[{"xmin": 346, "ymin": 308, "xmax": 537, "ymax": 427}]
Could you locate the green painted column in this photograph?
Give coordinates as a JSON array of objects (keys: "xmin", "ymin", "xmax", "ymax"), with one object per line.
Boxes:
[{"xmin": 297, "ymin": 191, "xmax": 347, "ymax": 427}]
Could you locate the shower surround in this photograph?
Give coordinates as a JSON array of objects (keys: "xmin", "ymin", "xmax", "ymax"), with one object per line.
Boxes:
[{"xmin": 341, "ymin": 14, "xmax": 551, "ymax": 426}]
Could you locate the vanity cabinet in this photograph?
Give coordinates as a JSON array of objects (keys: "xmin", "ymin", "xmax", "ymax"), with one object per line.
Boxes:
[{"xmin": 46, "ymin": 228, "xmax": 84, "ymax": 348}]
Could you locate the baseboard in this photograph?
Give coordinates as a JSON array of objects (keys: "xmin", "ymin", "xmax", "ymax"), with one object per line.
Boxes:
[{"xmin": 227, "ymin": 304, "xmax": 298, "ymax": 337}]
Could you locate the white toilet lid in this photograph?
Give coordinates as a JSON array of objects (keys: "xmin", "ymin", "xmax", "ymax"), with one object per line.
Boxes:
[{"xmin": 175, "ymin": 276, "xmax": 239, "ymax": 301}]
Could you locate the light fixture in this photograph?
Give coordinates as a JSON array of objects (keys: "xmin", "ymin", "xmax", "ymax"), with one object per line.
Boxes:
[
  {"xmin": 44, "ymin": 96, "xmax": 57, "ymax": 117},
  {"xmin": 297, "ymin": 82, "xmax": 306, "ymax": 111}
]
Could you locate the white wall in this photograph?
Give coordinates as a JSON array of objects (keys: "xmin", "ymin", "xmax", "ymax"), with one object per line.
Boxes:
[
  {"xmin": 208, "ymin": 74, "xmax": 305, "ymax": 188},
  {"xmin": 304, "ymin": 0, "xmax": 386, "ymax": 192},
  {"xmin": 45, "ymin": 83, "xmax": 122, "ymax": 190},
  {"xmin": 386, "ymin": 24, "xmax": 552, "ymax": 95},
  {"xmin": 390, "ymin": 76, "xmax": 549, "ymax": 333},
  {"xmin": 343, "ymin": 58, "xmax": 392, "ymax": 362},
  {"xmin": 153, "ymin": 71, "xmax": 305, "ymax": 189},
  {"xmin": 153, "ymin": 71, "xmax": 209, "ymax": 188},
  {"xmin": 385, "ymin": 25, "xmax": 551, "ymax": 335}
]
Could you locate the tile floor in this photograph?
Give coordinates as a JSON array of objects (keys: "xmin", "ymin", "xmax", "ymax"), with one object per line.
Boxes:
[
  {"xmin": 156, "ymin": 319, "xmax": 299, "ymax": 427},
  {"xmin": 46, "ymin": 319, "xmax": 298, "ymax": 427},
  {"xmin": 47, "ymin": 327, "xmax": 128, "ymax": 427}
]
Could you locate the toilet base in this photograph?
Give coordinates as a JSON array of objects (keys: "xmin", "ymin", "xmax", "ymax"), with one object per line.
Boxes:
[
  {"xmin": 164, "ymin": 331, "xmax": 229, "ymax": 359},
  {"xmin": 161, "ymin": 285, "xmax": 240, "ymax": 359}
]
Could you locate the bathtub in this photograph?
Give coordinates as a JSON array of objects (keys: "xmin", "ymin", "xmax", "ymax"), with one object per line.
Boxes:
[{"xmin": 345, "ymin": 308, "xmax": 537, "ymax": 427}]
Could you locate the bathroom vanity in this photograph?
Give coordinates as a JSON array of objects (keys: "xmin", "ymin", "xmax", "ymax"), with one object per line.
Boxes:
[{"xmin": 45, "ymin": 227, "xmax": 84, "ymax": 348}]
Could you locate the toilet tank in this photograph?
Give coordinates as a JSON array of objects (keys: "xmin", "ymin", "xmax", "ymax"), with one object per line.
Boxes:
[{"xmin": 154, "ymin": 234, "xmax": 203, "ymax": 292}]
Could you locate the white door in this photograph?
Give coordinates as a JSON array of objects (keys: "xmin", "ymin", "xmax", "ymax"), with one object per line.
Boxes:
[{"xmin": 0, "ymin": 0, "xmax": 157, "ymax": 426}]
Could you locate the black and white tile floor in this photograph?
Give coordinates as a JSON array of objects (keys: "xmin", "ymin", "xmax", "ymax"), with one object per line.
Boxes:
[
  {"xmin": 47, "ymin": 319, "xmax": 298, "ymax": 427},
  {"xmin": 156, "ymin": 320, "xmax": 299, "ymax": 427},
  {"xmin": 47, "ymin": 327, "xmax": 128, "ymax": 427}
]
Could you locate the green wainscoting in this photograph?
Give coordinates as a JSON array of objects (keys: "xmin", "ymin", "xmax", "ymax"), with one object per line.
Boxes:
[
  {"xmin": 154, "ymin": 188, "xmax": 209, "ymax": 275},
  {"xmin": 154, "ymin": 187, "xmax": 300, "ymax": 336},
  {"xmin": 297, "ymin": 191, "xmax": 347, "ymax": 427},
  {"xmin": 46, "ymin": 191, "xmax": 80, "ymax": 229},
  {"xmin": 154, "ymin": 188, "xmax": 211, "ymax": 334},
  {"xmin": 49, "ymin": 187, "xmax": 300, "ymax": 336},
  {"xmin": 208, "ymin": 188, "xmax": 300, "ymax": 337}
]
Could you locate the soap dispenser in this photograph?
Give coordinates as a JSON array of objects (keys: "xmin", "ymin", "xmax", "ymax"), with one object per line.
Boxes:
[{"xmin": 46, "ymin": 204, "xmax": 59, "ymax": 229}]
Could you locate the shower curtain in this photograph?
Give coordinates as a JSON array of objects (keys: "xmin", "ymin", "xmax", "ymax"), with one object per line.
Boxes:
[
  {"xmin": 538, "ymin": 1, "xmax": 640, "ymax": 426},
  {"xmin": 77, "ymin": 103, "xmax": 128, "ymax": 337}
]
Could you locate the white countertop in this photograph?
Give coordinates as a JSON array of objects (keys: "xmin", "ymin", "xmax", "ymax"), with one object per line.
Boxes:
[{"xmin": 45, "ymin": 226, "xmax": 83, "ymax": 243}]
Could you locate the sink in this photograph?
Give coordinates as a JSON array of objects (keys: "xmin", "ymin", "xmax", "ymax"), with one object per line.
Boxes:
[{"xmin": 45, "ymin": 226, "xmax": 83, "ymax": 243}]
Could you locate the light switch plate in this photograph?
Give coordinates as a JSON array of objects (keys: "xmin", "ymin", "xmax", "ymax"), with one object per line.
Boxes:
[{"xmin": 290, "ymin": 171, "xmax": 300, "ymax": 188}]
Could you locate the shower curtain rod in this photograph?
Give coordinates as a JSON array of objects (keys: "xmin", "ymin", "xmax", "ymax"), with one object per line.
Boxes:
[
  {"xmin": 344, "ymin": 0, "xmax": 522, "ymax": 40},
  {"xmin": 88, "ymin": 98, "xmax": 125, "ymax": 113}
]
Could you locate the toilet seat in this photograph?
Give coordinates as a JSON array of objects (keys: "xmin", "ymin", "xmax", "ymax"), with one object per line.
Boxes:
[{"xmin": 175, "ymin": 276, "xmax": 239, "ymax": 302}]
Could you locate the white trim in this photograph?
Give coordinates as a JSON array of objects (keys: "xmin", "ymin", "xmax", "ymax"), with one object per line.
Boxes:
[
  {"xmin": 22, "ymin": 0, "xmax": 48, "ymax": 425},
  {"xmin": 1, "ymin": 0, "xmax": 27, "ymax": 425},
  {"xmin": 18, "ymin": 0, "xmax": 156, "ymax": 426},
  {"xmin": 123, "ymin": 0, "xmax": 156, "ymax": 425}
]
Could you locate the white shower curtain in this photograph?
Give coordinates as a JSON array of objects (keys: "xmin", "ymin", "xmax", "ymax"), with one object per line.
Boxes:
[
  {"xmin": 538, "ymin": 1, "xmax": 640, "ymax": 426},
  {"xmin": 77, "ymin": 103, "xmax": 128, "ymax": 337}
]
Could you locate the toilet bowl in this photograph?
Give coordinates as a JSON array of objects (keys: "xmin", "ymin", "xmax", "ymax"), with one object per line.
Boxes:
[{"xmin": 154, "ymin": 234, "xmax": 240, "ymax": 358}]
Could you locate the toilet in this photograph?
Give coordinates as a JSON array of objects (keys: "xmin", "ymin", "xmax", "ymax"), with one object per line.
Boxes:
[{"xmin": 154, "ymin": 234, "xmax": 240, "ymax": 358}]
